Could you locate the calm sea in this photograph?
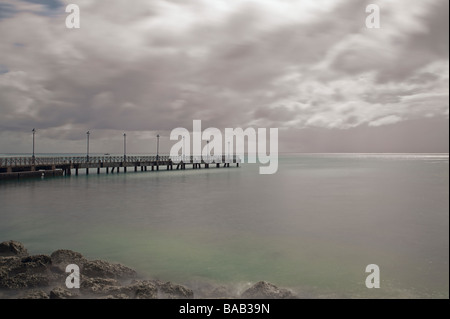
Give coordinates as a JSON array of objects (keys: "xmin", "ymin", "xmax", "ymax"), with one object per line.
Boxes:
[{"xmin": 0, "ymin": 153, "xmax": 448, "ymax": 298}]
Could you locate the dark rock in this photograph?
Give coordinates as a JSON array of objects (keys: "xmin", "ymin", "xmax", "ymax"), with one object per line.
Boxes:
[
  {"xmin": 0, "ymin": 241, "xmax": 28, "ymax": 257},
  {"xmin": 0, "ymin": 241, "xmax": 195, "ymax": 299},
  {"xmin": 0, "ymin": 256, "xmax": 21, "ymax": 272},
  {"xmin": 17, "ymin": 255, "xmax": 52, "ymax": 274},
  {"xmin": 80, "ymin": 277, "xmax": 121, "ymax": 295},
  {"xmin": 241, "ymin": 281, "xmax": 296, "ymax": 299},
  {"xmin": 82, "ymin": 260, "xmax": 136, "ymax": 279},
  {"xmin": 152, "ymin": 280, "xmax": 194, "ymax": 299},
  {"xmin": 0, "ymin": 269, "xmax": 7, "ymax": 283},
  {"xmin": 81, "ymin": 278, "xmax": 158, "ymax": 298},
  {"xmin": 21, "ymin": 255, "xmax": 51, "ymax": 265},
  {"xmin": 50, "ymin": 287, "xmax": 78, "ymax": 299},
  {"xmin": 50, "ymin": 250, "xmax": 87, "ymax": 272},
  {"xmin": 1, "ymin": 255, "xmax": 51, "ymax": 274},
  {"xmin": 129, "ymin": 280, "xmax": 158, "ymax": 299},
  {"xmin": 19, "ymin": 289, "xmax": 49, "ymax": 299},
  {"xmin": 0, "ymin": 254, "xmax": 51, "ymax": 289},
  {"xmin": 1, "ymin": 273, "xmax": 49, "ymax": 289}
]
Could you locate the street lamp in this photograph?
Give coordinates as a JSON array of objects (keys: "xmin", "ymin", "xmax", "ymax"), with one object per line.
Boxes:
[
  {"xmin": 182, "ymin": 136, "xmax": 185, "ymax": 162},
  {"xmin": 123, "ymin": 133, "xmax": 126, "ymax": 161},
  {"xmin": 156, "ymin": 134, "xmax": 160, "ymax": 161},
  {"xmin": 206, "ymin": 140, "xmax": 210, "ymax": 163},
  {"xmin": 32, "ymin": 128, "xmax": 36, "ymax": 164},
  {"xmin": 86, "ymin": 131, "xmax": 90, "ymax": 162}
]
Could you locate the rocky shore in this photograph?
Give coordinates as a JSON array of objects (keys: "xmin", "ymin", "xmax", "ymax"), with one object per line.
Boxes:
[{"xmin": 0, "ymin": 240, "xmax": 296, "ymax": 299}]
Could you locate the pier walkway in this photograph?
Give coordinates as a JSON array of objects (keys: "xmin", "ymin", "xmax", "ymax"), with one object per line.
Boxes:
[{"xmin": 0, "ymin": 155, "xmax": 239, "ymax": 180}]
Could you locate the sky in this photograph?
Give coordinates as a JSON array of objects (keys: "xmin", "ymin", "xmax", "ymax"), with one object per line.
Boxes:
[{"xmin": 0, "ymin": 0, "xmax": 448, "ymax": 154}]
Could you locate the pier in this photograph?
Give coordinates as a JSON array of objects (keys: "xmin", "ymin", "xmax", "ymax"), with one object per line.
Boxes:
[{"xmin": 0, "ymin": 155, "xmax": 240, "ymax": 180}]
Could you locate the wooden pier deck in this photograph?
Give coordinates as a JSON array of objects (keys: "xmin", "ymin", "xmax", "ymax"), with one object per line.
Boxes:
[{"xmin": 0, "ymin": 155, "xmax": 239, "ymax": 180}]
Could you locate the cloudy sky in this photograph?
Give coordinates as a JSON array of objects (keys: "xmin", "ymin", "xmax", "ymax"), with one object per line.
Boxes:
[{"xmin": 0, "ymin": 0, "xmax": 448, "ymax": 154}]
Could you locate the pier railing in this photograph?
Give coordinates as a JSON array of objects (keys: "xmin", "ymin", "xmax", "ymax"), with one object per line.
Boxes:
[{"xmin": 0, "ymin": 155, "xmax": 239, "ymax": 168}]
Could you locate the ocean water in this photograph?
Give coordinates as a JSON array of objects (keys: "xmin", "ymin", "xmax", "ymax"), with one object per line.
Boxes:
[{"xmin": 0, "ymin": 153, "xmax": 448, "ymax": 298}]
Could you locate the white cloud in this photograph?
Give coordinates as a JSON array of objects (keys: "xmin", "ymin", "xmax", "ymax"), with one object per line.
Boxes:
[
  {"xmin": 368, "ymin": 115, "xmax": 402, "ymax": 127},
  {"xmin": 0, "ymin": 0, "xmax": 448, "ymax": 152}
]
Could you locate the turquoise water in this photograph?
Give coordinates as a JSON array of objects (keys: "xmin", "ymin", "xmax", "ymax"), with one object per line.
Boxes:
[{"xmin": 0, "ymin": 154, "xmax": 448, "ymax": 298}]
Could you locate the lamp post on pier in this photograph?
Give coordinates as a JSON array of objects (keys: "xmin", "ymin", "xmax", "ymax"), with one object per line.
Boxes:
[
  {"xmin": 156, "ymin": 134, "xmax": 160, "ymax": 161},
  {"xmin": 123, "ymin": 133, "xmax": 127, "ymax": 162},
  {"xmin": 86, "ymin": 131, "xmax": 90, "ymax": 162},
  {"xmin": 182, "ymin": 136, "xmax": 185, "ymax": 162},
  {"xmin": 32, "ymin": 128, "xmax": 36, "ymax": 164}
]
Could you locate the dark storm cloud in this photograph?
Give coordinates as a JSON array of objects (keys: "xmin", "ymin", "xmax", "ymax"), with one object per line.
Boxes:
[
  {"xmin": 0, "ymin": 2, "xmax": 16, "ymax": 20},
  {"xmin": 0, "ymin": 0, "xmax": 448, "ymax": 153},
  {"xmin": 23, "ymin": 0, "xmax": 64, "ymax": 10},
  {"xmin": 330, "ymin": 0, "xmax": 449, "ymax": 83}
]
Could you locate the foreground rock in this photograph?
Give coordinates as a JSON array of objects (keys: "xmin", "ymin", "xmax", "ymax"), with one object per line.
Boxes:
[
  {"xmin": 0, "ymin": 254, "xmax": 55, "ymax": 289},
  {"xmin": 241, "ymin": 281, "xmax": 296, "ymax": 299},
  {"xmin": 50, "ymin": 287, "xmax": 78, "ymax": 299},
  {"xmin": 79, "ymin": 278, "xmax": 193, "ymax": 299},
  {"xmin": 20, "ymin": 289, "xmax": 49, "ymax": 299},
  {"xmin": 50, "ymin": 249, "xmax": 87, "ymax": 273},
  {"xmin": 80, "ymin": 277, "xmax": 122, "ymax": 295},
  {"xmin": 1, "ymin": 241, "xmax": 295, "ymax": 299},
  {"xmin": 82, "ymin": 260, "xmax": 137, "ymax": 279},
  {"xmin": 153, "ymin": 280, "xmax": 194, "ymax": 299},
  {"xmin": 0, "ymin": 241, "xmax": 28, "ymax": 257},
  {"xmin": 0, "ymin": 240, "xmax": 193, "ymax": 299}
]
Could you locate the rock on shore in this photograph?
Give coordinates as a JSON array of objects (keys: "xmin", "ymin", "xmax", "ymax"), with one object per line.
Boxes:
[
  {"xmin": 0, "ymin": 240, "xmax": 193, "ymax": 299},
  {"xmin": 241, "ymin": 281, "xmax": 296, "ymax": 299},
  {"xmin": 0, "ymin": 240, "xmax": 296, "ymax": 299},
  {"xmin": 0, "ymin": 241, "xmax": 29, "ymax": 257}
]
